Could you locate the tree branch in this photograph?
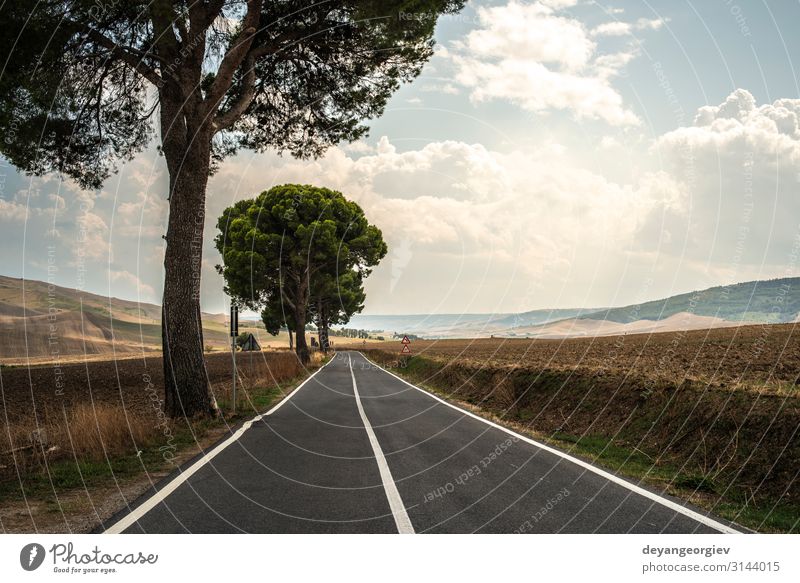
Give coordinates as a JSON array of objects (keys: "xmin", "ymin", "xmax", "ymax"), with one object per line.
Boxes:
[
  {"xmin": 212, "ymin": 56, "xmax": 257, "ymax": 131},
  {"xmin": 69, "ymin": 22, "xmax": 163, "ymax": 86},
  {"xmin": 147, "ymin": 0, "xmax": 181, "ymax": 59},
  {"xmin": 211, "ymin": 17, "xmax": 350, "ymax": 132},
  {"xmin": 206, "ymin": 0, "xmax": 262, "ymax": 117},
  {"xmin": 201, "ymin": 0, "xmax": 227, "ymax": 30}
]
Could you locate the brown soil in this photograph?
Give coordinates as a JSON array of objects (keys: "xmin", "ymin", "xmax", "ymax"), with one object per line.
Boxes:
[
  {"xmin": 0, "ymin": 350, "xmax": 305, "ymax": 426},
  {"xmin": 356, "ymin": 322, "xmax": 800, "ymax": 389}
]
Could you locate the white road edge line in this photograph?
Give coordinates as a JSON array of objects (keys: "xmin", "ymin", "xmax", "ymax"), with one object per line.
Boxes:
[
  {"xmin": 357, "ymin": 352, "xmax": 742, "ymax": 534},
  {"xmin": 349, "ymin": 354, "xmax": 415, "ymax": 534},
  {"xmin": 104, "ymin": 357, "xmax": 335, "ymax": 534}
]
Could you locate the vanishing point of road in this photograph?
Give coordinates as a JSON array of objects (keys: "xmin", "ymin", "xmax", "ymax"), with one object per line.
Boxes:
[{"xmin": 103, "ymin": 352, "xmax": 743, "ymax": 534}]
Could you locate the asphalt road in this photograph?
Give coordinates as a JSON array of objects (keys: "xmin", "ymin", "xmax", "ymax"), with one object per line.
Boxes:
[{"xmin": 103, "ymin": 352, "xmax": 743, "ymax": 534}]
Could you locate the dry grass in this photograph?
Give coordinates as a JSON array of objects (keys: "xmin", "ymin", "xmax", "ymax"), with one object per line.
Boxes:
[
  {"xmin": 210, "ymin": 350, "xmax": 315, "ymax": 410},
  {"xmin": 1, "ymin": 403, "xmax": 161, "ymax": 476},
  {"xmin": 1, "ymin": 350, "xmax": 317, "ymax": 480}
]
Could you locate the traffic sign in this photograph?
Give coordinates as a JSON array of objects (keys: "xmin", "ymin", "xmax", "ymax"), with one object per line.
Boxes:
[
  {"xmin": 401, "ymin": 335, "xmax": 410, "ymax": 344},
  {"xmin": 401, "ymin": 344, "xmax": 411, "ymax": 354}
]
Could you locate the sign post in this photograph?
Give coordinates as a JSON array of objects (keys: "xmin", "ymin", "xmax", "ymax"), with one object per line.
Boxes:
[
  {"xmin": 230, "ymin": 304, "xmax": 239, "ymax": 414},
  {"xmin": 401, "ymin": 334, "xmax": 411, "ymax": 354}
]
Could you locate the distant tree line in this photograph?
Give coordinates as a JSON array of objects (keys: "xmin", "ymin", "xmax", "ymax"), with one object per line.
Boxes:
[{"xmin": 331, "ymin": 328, "xmax": 372, "ymax": 339}]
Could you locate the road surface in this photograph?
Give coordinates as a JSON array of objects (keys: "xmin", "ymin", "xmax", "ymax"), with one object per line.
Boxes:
[{"xmin": 103, "ymin": 352, "xmax": 742, "ymax": 534}]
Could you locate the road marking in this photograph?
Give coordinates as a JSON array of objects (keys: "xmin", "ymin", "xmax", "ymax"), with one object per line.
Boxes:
[
  {"xmin": 104, "ymin": 358, "xmax": 334, "ymax": 534},
  {"xmin": 348, "ymin": 354, "xmax": 415, "ymax": 534},
  {"xmin": 357, "ymin": 352, "xmax": 741, "ymax": 534}
]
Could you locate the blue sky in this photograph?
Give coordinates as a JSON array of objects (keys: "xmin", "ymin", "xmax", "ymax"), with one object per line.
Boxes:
[{"xmin": 2, "ymin": 0, "xmax": 800, "ymax": 316}]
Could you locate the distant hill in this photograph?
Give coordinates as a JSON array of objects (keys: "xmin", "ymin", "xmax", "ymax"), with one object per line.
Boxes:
[
  {"xmin": 348, "ymin": 308, "xmax": 596, "ymax": 338},
  {"xmin": 3, "ymin": 275, "xmax": 797, "ymax": 357},
  {"xmin": 580, "ymin": 278, "xmax": 800, "ymax": 324},
  {"xmin": 349, "ymin": 278, "xmax": 800, "ymax": 339},
  {"xmin": 0, "ymin": 276, "xmax": 233, "ymax": 361},
  {"xmin": 490, "ymin": 307, "xmax": 602, "ymax": 328}
]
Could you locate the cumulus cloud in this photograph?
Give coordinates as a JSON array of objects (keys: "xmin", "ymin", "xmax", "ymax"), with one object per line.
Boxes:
[
  {"xmin": 539, "ymin": 0, "xmax": 580, "ymax": 8},
  {"xmin": 0, "ymin": 153, "xmax": 168, "ymax": 302},
  {"xmin": 645, "ymin": 89, "xmax": 800, "ymax": 270},
  {"xmin": 457, "ymin": 2, "xmax": 595, "ymax": 71},
  {"xmin": 212, "ymin": 135, "xmax": 676, "ymax": 294},
  {"xmin": 445, "ymin": 1, "xmax": 646, "ymax": 125},
  {"xmin": 5, "ymin": 81, "xmax": 799, "ymax": 314},
  {"xmin": 0, "ymin": 198, "xmax": 30, "ymax": 223}
]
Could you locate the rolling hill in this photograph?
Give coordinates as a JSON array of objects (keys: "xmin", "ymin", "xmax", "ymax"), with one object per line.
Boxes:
[
  {"xmin": 348, "ymin": 308, "xmax": 596, "ymax": 337},
  {"xmin": 579, "ymin": 278, "xmax": 800, "ymax": 324},
  {"xmin": 2, "ymin": 275, "xmax": 798, "ymax": 359},
  {"xmin": 350, "ymin": 278, "xmax": 800, "ymax": 339},
  {"xmin": 0, "ymin": 275, "xmax": 234, "ymax": 362}
]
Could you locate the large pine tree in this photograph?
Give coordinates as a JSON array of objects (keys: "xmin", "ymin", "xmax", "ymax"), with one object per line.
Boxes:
[{"xmin": 0, "ymin": 0, "xmax": 463, "ymax": 417}]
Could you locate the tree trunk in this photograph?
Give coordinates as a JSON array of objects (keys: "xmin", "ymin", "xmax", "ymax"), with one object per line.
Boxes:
[
  {"xmin": 161, "ymin": 125, "xmax": 216, "ymax": 418},
  {"xmin": 288, "ymin": 328, "xmax": 294, "ymax": 350},
  {"xmin": 292, "ymin": 279, "xmax": 310, "ymax": 364},
  {"xmin": 294, "ymin": 302, "xmax": 311, "ymax": 365},
  {"xmin": 320, "ymin": 303, "xmax": 330, "ymax": 355},
  {"xmin": 294, "ymin": 317, "xmax": 309, "ymax": 364},
  {"xmin": 315, "ymin": 297, "xmax": 329, "ymax": 355}
]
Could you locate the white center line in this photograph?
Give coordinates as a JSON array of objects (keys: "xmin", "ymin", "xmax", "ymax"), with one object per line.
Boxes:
[{"xmin": 348, "ymin": 354, "xmax": 415, "ymax": 534}]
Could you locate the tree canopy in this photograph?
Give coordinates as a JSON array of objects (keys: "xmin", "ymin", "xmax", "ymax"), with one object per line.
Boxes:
[
  {"xmin": 215, "ymin": 183, "xmax": 386, "ymax": 362},
  {"xmin": 1, "ymin": 0, "xmax": 464, "ymax": 188}
]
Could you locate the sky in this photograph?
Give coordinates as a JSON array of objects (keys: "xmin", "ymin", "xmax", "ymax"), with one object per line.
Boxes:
[{"xmin": 2, "ymin": 0, "xmax": 800, "ymax": 316}]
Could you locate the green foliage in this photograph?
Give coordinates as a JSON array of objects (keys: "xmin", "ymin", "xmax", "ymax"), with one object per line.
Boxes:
[
  {"xmin": 331, "ymin": 328, "xmax": 374, "ymax": 339},
  {"xmin": 260, "ymin": 290, "xmax": 295, "ymax": 337},
  {"xmin": 215, "ymin": 183, "xmax": 387, "ymax": 338},
  {"xmin": 311, "ymin": 269, "xmax": 367, "ymax": 329},
  {"xmin": 0, "ymin": 0, "xmax": 465, "ymax": 188}
]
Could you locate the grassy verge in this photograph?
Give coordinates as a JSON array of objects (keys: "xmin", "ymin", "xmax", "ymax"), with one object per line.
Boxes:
[
  {"xmin": 363, "ymin": 350, "xmax": 798, "ymax": 533},
  {"xmin": 0, "ymin": 356, "xmax": 324, "ymax": 530}
]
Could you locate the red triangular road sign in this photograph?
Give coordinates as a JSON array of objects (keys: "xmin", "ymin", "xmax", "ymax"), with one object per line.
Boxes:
[
  {"xmin": 401, "ymin": 344, "xmax": 411, "ymax": 354},
  {"xmin": 401, "ymin": 335, "xmax": 410, "ymax": 344}
]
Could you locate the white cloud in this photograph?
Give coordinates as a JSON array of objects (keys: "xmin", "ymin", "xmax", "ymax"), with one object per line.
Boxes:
[
  {"xmin": 592, "ymin": 17, "xmax": 668, "ymax": 37},
  {"xmin": 454, "ymin": 55, "xmax": 639, "ymax": 125},
  {"xmin": 110, "ymin": 269, "xmax": 157, "ymax": 302},
  {"xmin": 592, "ymin": 21, "xmax": 631, "ymax": 37},
  {"xmin": 446, "ymin": 1, "xmax": 644, "ymax": 125},
  {"xmin": 419, "ymin": 82, "xmax": 460, "ymax": 94},
  {"xmin": 0, "ymin": 198, "xmax": 30, "ymax": 222},
  {"xmin": 458, "ymin": 2, "xmax": 595, "ymax": 71},
  {"xmin": 341, "ymin": 140, "xmax": 374, "ymax": 155},
  {"xmin": 213, "ymin": 136, "xmax": 673, "ymax": 289},
  {"xmin": 645, "ymin": 89, "xmax": 800, "ymax": 268},
  {"xmin": 539, "ymin": 0, "xmax": 580, "ymax": 8}
]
